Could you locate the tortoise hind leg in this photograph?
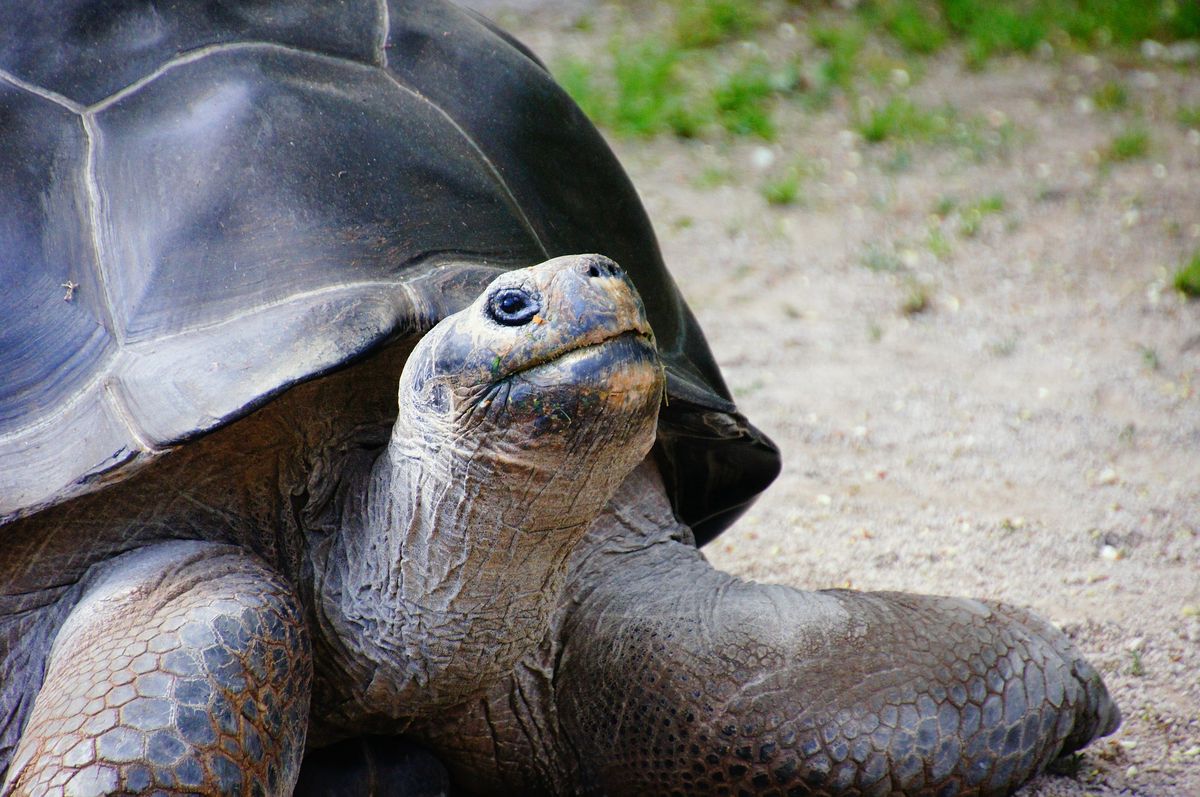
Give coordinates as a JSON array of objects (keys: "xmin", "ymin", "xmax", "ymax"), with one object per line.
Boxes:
[
  {"xmin": 3, "ymin": 541, "xmax": 311, "ymax": 796},
  {"xmin": 547, "ymin": 464, "xmax": 1120, "ymax": 796}
]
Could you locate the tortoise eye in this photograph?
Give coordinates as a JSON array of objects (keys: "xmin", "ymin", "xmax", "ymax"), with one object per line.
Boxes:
[{"xmin": 488, "ymin": 287, "xmax": 540, "ymax": 326}]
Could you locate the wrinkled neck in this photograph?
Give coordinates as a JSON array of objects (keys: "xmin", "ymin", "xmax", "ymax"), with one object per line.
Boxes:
[{"xmin": 313, "ymin": 411, "xmax": 607, "ymax": 728}]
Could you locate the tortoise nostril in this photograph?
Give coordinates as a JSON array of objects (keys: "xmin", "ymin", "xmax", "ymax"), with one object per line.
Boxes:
[{"xmin": 583, "ymin": 257, "xmax": 622, "ymax": 279}]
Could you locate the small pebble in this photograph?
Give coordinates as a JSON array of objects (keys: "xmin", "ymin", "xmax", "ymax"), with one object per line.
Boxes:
[
  {"xmin": 1142, "ymin": 39, "xmax": 1167, "ymax": 60},
  {"xmin": 1099, "ymin": 544, "xmax": 1124, "ymax": 561},
  {"xmin": 1096, "ymin": 467, "xmax": 1119, "ymax": 486},
  {"xmin": 1125, "ymin": 636, "xmax": 1145, "ymax": 652},
  {"xmin": 1133, "ymin": 71, "xmax": 1159, "ymax": 90}
]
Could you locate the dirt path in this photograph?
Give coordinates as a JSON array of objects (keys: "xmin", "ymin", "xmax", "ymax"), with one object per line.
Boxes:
[{"xmin": 474, "ymin": 3, "xmax": 1200, "ymax": 794}]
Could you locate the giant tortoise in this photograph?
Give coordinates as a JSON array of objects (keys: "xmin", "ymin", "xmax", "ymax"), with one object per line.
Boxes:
[{"xmin": 0, "ymin": 1, "xmax": 1118, "ymax": 795}]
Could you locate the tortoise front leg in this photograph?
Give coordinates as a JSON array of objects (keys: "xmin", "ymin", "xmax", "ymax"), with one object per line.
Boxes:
[{"xmin": 3, "ymin": 542, "xmax": 311, "ymax": 796}]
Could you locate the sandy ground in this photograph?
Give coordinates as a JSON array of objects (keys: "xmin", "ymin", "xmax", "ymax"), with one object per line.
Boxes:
[{"xmin": 470, "ymin": 3, "xmax": 1200, "ymax": 794}]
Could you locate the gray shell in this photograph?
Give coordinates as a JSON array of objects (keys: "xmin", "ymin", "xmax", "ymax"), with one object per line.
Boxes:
[{"xmin": 0, "ymin": 0, "xmax": 778, "ymax": 544}]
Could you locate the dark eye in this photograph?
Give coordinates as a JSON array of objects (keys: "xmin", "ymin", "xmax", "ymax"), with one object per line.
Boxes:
[{"xmin": 488, "ymin": 287, "xmax": 541, "ymax": 326}]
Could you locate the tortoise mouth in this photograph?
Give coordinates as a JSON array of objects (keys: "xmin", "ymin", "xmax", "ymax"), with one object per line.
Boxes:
[{"xmin": 502, "ymin": 329, "xmax": 657, "ymax": 383}]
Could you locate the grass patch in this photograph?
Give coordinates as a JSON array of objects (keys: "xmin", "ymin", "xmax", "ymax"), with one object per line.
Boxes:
[
  {"xmin": 901, "ymin": 278, "xmax": 932, "ymax": 315},
  {"xmin": 958, "ymin": 193, "xmax": 1006, "ymax": 237},
  {"xmin": 1128, "ymin": 648, "xmax": 1146, "ymax": 676},
  {"xmin": 812, "ymin": 23, "xmax": 866, "ymax": 94},
  {"xmin": 556, "ymin": 0, "xmax": 1182, "ymax": 144},
  {"xmin": 672, "ymin": 0, "xmax": 766, "ymax": 48},
  {"xmin": 761, "ymin": 172, "xmax": 803, "ymax": 206},
  {"xmin": 713, "ymin": 59, "xmax": 783, "ymax": 139},
  {"xmin": 858, "ymin": 96, "xmax": 939, "ymax": 143},
  {"xmin": 1092, "ymin": 81, "xmax": 1128, "ymax": 111},
  {"xmin": 556, "ymin": 40, "xmax": 711, "ymax": 138},
  {"xmin": 932, "ymin": 195, "xmax": 959, "ymax": 217},
  {"xmin": 693, "ymin": 165, "xmax": 732, "ymax": 189},
  {"xmin": 1178, "ymin": 105, "xmax": 1200, "ymax": 128},
  {"xmin": 760, "ymin": 158, "xmax": 817, "ymax": 206},
  {"xmin": 855, "ymin": 96, "xmax": 1004, "ymax": 153},
  {"xmin": 861, "ymin": 1, "xmax": 1200, "ymax": 67},
  {"xmin": 554, "ymin": 3, "xmax": 798, "ymax": 141},
  {"xmin": 926, "ymin": 226, "xmax": 953, "ymax": 258},
  {"xmin": 1174, "ymin": 251, "xmax": 1200, "ymax": 297},
  {"xmin": 863, "ymin": 0, "xmax": 950, "ymax": 55},
  {"xmin": 1104, "ymin": 127, "xmax": 1150, "ymax": 163}
]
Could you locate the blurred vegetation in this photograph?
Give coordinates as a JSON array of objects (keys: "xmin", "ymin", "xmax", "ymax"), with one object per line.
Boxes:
[
  {"xmin": 1175, "ymin": 251, "xmax": 1200, "ymax": 298},
  {"xmin": 1103, "ymin": 127, "xmax": 1151, "ymax": 163},
  {"xmin": 554, "ymin": 0, "xmax": 1200, "ymax": 142}
]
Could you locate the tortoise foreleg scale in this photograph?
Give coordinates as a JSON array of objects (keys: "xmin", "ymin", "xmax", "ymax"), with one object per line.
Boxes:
[{"xmin": 3, "ymin": 542, "xmax": 311, "ymax": 797}]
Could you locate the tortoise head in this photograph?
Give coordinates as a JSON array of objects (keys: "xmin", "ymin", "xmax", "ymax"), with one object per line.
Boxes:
[
  {"xmin": 321, "ymin": 257, "xmax": 664, "ymax": 714},
  {"xmin": 397, "ymin": 254, "xmax": 663, "ymax": 472}
]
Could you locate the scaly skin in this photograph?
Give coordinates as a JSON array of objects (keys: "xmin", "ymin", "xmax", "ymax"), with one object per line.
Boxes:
[
  {"xmin": 3, "ymin": 543, "xmax": 310, "ymax": 796},
  {"xmin": 422, "ymin": 460, "xmax": 1119, "ymax": 796}
]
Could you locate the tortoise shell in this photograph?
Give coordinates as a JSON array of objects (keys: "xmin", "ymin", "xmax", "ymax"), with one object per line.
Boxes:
[{"xmin": 0, "ymin": 0, "xmax": 778, "ymax": 544}]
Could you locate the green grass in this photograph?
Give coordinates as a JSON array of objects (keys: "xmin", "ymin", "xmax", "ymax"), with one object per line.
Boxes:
[
  {"xmin": 1174, "ymin": 251, "xmax": 1200, "ymax": 297},
  {"xmin": 856, "ymin": 96, "xmax": 997, "ymax": 150},
  {"xmin": 693, "ymin": 165, "xmax": 732, "ymax": 189},
  {"xmin": 926, "ymin": 226, "xmax": 953, "ymax": 258},
  {"xmin": 1178, "ymin": 105, "xmax": 1200, "ymax": 129},
  {"xmin": 862, "ymin": 1, "xmax": 951, "ymax": 54},
  {"xmin": 932, "ymin": 195, "xmax": 959, "ymax": 217},
  {"xmin": 857, "ymin": 96, "xmax": 937, "ymax": 143},
  {"xmin": 761, "ymin": 172, "xmax": 803, "ymax": 206},
  {"xmin": 556, "ymin": 0, "xmax": 1192, "ymax": 144},
  {"xmin": 812, "ymin": 23, "xmax": 866, "ymax": 93},
  {"xmin": 713, "ymin": 60, "xmax": 782, "ymax": 139},
  {"xmin": 901, "ymin": 278, "xmax": 932, "ymax": 314},
  {"xmin": 1104, "ymin": 127, "xmax": 1150, "ymax": 163},
  {"xmin": 1092, "ymin": 81, "xmax": 1129, "ymax": 111},
  {"xmin": 556, "ymin": 42, "xmax": 703, "ymax": 138},
  {"xmin": 861, "ymin": 1, "xmax": 1200, "ymax": 67},
  {"xmin": 760, "ymin": 159, "xmax": 816, "ymax": 206},
  {"xmin": 1129, "ymin": 648, "xmax": 1146, "ymax": 676},
  {"xmin": 672, "ymin": 0, "xmax": 766, "ymax": 48},
  {"xmin": 958, "ymin": 193, "xmax": 1006, "ymax": 237},
  {"xmin": 554, "ymin": 1, "xmax": 796, "ymax": 141}
]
